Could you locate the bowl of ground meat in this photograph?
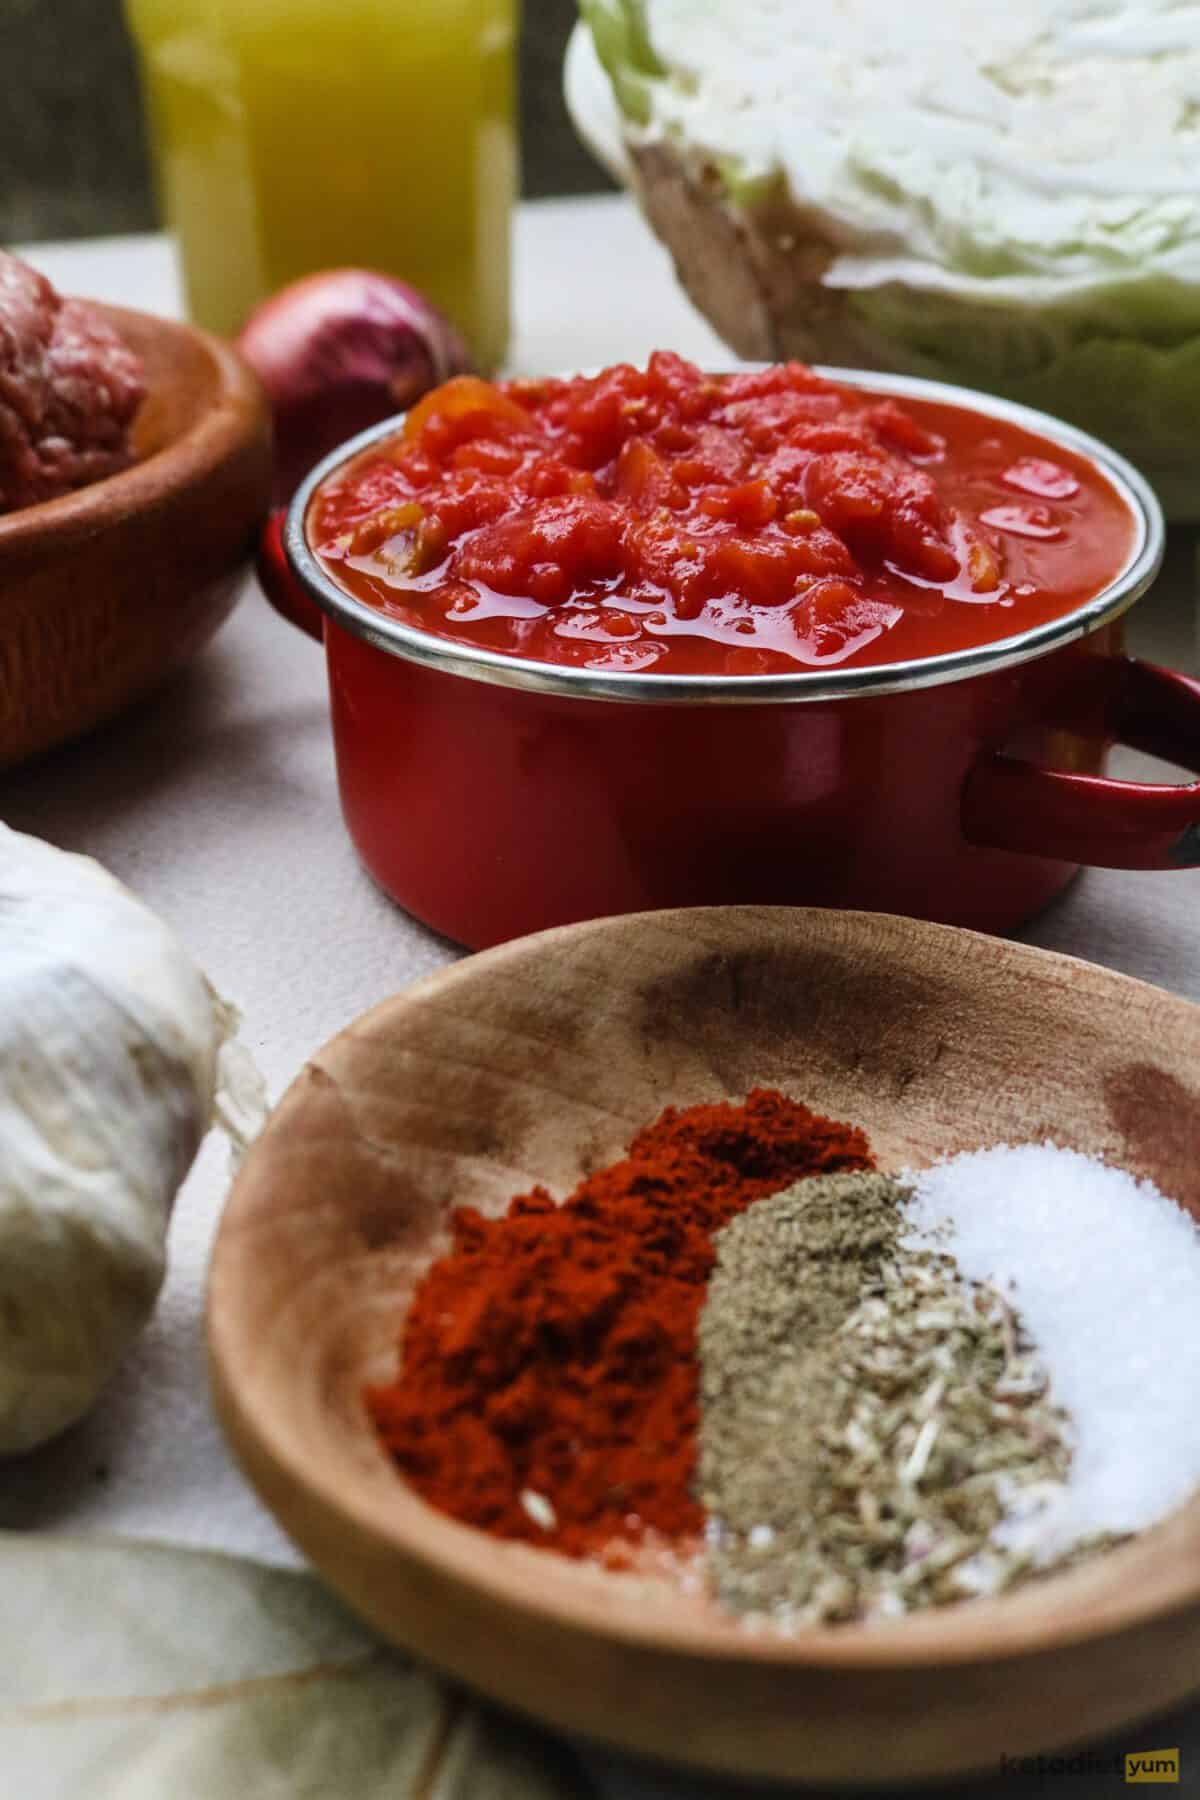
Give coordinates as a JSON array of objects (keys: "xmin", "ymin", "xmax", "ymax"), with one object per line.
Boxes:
[{"xmin": 0, "ymin": 250, "xmax": 271, "ymax": 768}]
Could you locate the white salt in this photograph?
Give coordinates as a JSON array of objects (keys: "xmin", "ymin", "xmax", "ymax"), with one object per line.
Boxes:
[
  {"xmin": 519, "ymin": 1488, "xmax": 557, "ymax": 1532},
  {"xmin": 905, "ymin": 1143, "xmax": 1200, "ymax": 1559}
]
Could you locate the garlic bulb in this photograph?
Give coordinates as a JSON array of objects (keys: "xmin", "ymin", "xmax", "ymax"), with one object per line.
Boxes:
[{"xmin": 0, "ymin": 825, "xmax": 259, "ymax": 1453}]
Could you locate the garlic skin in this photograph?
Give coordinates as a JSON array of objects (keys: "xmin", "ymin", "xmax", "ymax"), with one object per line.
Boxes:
[{"xmin": 0, "ymin": 826, "xmax": 232, "ymax": 1452}]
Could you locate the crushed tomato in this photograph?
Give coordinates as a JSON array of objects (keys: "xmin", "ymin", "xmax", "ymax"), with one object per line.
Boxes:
[{"xmin": 309, "ymin": 353, "xmax": 1136, "ymax": 677}]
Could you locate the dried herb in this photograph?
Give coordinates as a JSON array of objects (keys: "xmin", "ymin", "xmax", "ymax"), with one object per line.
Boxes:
[
  {"xmin": 698, "ymin": 1174, "xmax": 1083, "ymax": 1625},
  {"xmin": 0, "ymin": 1536, "xmax": 584, "ymax": 1797}
]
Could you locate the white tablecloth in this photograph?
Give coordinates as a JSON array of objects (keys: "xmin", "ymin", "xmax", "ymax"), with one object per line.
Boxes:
[{"xmin": 3, "ymin": 197, "xmax": 1198, "ymax": 1798}]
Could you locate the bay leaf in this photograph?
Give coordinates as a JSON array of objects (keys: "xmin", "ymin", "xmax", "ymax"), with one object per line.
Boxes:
[{"xmin": 0, "ymin": 1533, "xmax": 589, "ymax": 1799}]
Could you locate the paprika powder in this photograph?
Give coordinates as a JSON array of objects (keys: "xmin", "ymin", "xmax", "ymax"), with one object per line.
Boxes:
[{"xmin": 366, "ymin": 1088, "xmax": 873, "ymax": 1557}]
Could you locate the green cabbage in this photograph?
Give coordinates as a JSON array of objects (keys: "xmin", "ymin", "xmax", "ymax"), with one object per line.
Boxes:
[
  {"xmin": 578, "ymin": 0, "xmax": 663, "ymax": 128},
  {"xmin": 577, "ymin": 0, "xmax": 1200, "ymax": 518},
  {"xmin": 844, "ymin": 279, "xmax": 1200, "ymax": 517}
]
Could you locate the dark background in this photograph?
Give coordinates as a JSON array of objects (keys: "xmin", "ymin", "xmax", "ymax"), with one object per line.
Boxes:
[{"xmin": 0, "ymin": 0, "xmax": 609, "ymax": 245}]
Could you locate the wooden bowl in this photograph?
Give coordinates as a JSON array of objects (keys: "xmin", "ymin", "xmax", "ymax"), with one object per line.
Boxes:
[
  {"xmin": 208, "ymin": 907, "xmax": 1200, "ymax": 1785},
  {"xmin": 0, "ymin": 303, "xmax": 271, "ymax": 768}
]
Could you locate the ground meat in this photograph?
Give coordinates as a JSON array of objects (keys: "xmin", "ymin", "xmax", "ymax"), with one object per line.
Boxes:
[{"xmin": 0, "ymin": 250, "xmax": 145, "ymax": 513}]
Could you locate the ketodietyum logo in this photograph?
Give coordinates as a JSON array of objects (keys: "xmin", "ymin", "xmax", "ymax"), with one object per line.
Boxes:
[{"xmin": 1125, "ymin": 1749, "xmax": 1180, "ymax": 1784}]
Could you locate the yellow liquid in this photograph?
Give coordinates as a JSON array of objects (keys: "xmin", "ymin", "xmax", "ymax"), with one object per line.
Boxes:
[{"xmin": 124, "ymin": 0, "xmax": 515, "ymax": 368}]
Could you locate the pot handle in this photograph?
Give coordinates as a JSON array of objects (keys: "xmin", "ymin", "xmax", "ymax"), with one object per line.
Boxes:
[
  {"xmin": 256, "ymin": 508, "xmax": 324, "ymax": 642},
  {"xmin": 963, "ymin": 659, "xmax": 1200, "ymax": 870}
]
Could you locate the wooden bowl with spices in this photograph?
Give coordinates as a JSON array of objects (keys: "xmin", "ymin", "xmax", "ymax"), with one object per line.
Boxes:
[{"xmin": 208, "ymin": 906, "xmax": 1200, "ymax": 1786}]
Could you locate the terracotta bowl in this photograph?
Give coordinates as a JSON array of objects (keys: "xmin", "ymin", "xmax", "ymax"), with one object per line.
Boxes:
[
  {"xmin": 208, "ymin": 907, "xmax": 1200, "ymax": 1786},
  {"xmin": 0, "ymin": 303, "xmax": 271, "ymax": 769}
]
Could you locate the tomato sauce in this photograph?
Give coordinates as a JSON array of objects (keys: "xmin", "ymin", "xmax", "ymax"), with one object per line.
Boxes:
[{"xmin": 309, "ymin": 354, "xmax": 1137, "ymax": 677}]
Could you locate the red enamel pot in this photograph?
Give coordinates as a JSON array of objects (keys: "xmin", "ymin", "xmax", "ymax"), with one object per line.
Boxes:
[{"xmin": 261, "ymin": 373, "xmax": 1199, "ymax": 951}]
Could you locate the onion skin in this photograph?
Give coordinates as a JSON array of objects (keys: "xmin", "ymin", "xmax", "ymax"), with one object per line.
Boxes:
[{"xmin": 237, "ymin": 269, "xmax": 473, "ymax": 504}]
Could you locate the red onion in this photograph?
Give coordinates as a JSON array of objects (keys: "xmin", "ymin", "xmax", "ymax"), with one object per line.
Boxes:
[{"xmin": 237, "ymin": 269, "xmax": 473, "ymax": 504}]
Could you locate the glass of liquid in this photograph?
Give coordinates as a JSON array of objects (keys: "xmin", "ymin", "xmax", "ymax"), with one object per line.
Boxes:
[{"xmin": 124, "ymin": 0, "xmax": 516, "ymax": 369}]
